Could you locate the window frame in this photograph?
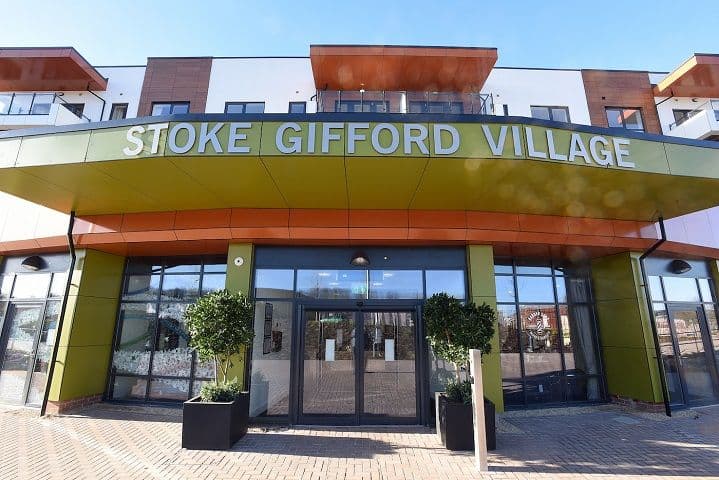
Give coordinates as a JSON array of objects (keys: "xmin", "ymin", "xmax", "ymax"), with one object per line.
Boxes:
[
  {"xmin": 151, "ymin": 101, "xmax": 190, "ymax": 116},
  {"xmin": 605, "ymin": 106, "xmax": 645, "ymax": 132},
  {"xmin": 288, "ymin": 101, "xmax": 306, "ymax": 114},
  {"xmin": 530, "ymin": 105, "xmax": 571, "ymax": 123},
  {"xmin": 224, "ymin": 102, "xmax": 266, "ymax": 114},
  {"xmin": 109, "ymin": 103, "xmax": 129, "ymax": 120}
]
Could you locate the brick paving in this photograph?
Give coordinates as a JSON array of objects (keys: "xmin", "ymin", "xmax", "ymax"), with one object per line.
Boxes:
[{"xmin": 0, "ymin": 402, "xmax": 718, "ymax": 479}]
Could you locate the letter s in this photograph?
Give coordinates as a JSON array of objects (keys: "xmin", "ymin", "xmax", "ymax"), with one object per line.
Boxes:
[{"xmin": 123, "ymin": 126, "xmax": 145, "ymax": 156}]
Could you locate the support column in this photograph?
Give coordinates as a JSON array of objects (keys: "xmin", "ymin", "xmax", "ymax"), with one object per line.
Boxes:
[
  {"xmin": 47, "ymin": 249, "xmax": 125, "ymax": 413},
  {"xmin": 591, "ymin": 252, "xmax": 664, "ymax": 407},
  {"xmin": 466, "ymin": 245, "xmax": 504, "ymax": 412},
  {"xmin": 224, "ymin": 243, "xmax": 254, "ymax": 388}
]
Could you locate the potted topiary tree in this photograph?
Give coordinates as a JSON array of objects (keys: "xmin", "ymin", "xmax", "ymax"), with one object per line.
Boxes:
[
  {"xmin": 424, "ymin": 292, "xmax": 497, "ymax": 451},
  {"xmin": 182, "ymin": 289, "xmax": 255, "ymax": 450}
]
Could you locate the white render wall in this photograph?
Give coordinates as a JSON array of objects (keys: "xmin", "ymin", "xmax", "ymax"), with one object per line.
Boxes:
[
  {"xmin": 206, "ymin": 58, "xmax": 316, "ymax": 114},
  {"xmin": 483, "ymin": 68, "xmax": 592, "ymax": 125}
]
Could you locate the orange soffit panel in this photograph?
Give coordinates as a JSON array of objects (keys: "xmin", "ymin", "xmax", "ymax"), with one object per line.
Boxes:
[
  {"xmin": 0, "ymin": 47, "xmax": 108, "ymax": 91},
  {"xmin": 654, "ymin": 54, "xmax": 719, "ymax": 98},
  {"xmin": 310, "ymin": 45, "xmax": 498, "ymax": 92}
]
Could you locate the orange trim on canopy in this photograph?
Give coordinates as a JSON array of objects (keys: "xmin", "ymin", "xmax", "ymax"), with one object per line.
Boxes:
[
  {"xmin": 0, "ymin": 47, "xmax": 107, "ymax": 92},
  {"xmin": 654, "ymin": 54, "xmax": 719, "ymax": 98},
  {"xmin": 310, "ymin": 45, "xmax": 498, "ymax": 92}
]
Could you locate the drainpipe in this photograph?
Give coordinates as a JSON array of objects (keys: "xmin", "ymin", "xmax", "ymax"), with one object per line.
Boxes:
[
  {"xmin": 40, "ymin": 211, "xmax": 76, "ymax": 417},
  {"xmin": 86, "ymin": 86, "xmax": 106, "ymax": 121},
  {"xmin": 638, "ymin": 216, "xmax": 672, "ymax": 417}
]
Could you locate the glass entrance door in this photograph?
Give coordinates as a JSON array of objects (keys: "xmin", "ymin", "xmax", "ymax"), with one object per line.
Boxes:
[
  {"xmin": 299, "ymin": 308, "xmax": 418, "ymax": 424},
  {"xmin": 0, "ymin": 303, "xmax": 45, "ymax": 404},
  {"xmin": 667, "ymin": 306, "xmax": 719, "ymax": 405}
]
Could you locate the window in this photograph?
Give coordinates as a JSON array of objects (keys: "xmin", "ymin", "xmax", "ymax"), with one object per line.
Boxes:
[
  {"xmin": 605, "ymin": 107, "xmax": 644, "ymax": 132},
  {"xmin": 0, "ymin": 93, "xmax": 54, "ymax": 115},
  {"xmin": 151, "ymin": 102, "xmax": 190, "ymax": 116},
  {"xmin": 62, "ymin": 103, "xmax": 85, "ymax": 118},
  {"xmin": 530, "ymin": 106, "xmax": 570, "ymax": 123},
  {"xmin": 495, "ymin": 259, "xmax": 604, "ymax": 407},
  {"xmin": 109, "ymin": 103, "xmax": 128, "ymax": 120},
  {"xmin": 109, "ymin": 256, "xmax": 227, "ymax": 402},
  {"xmin": 288, "ymin": 101, "xmax": 306, "ymax": 114},
  {"xmin": 225, "ymin": 102, "xmax": 265, "ymax": 114}
]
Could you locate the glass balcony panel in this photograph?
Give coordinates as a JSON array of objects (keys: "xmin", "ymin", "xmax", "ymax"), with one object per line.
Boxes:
[
  {"xmin": 30, "ymin": 94, "xmax": 54, "ymax": 115},
  {"xmin": 0, "ymin": 94, "xmax": 12, "ymax": 114}
]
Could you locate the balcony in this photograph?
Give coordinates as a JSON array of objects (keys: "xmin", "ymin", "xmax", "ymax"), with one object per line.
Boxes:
[
  {"xmin": 316, "ymin": 90, "xmax": 494, "ymax": 115},
  {"xmin": 0, "ymin": 92, "xmax": 89, "ymax": 129},
  {"xmin": 667, "ymin": 100, "xmax": 719, "ymax": 141}
]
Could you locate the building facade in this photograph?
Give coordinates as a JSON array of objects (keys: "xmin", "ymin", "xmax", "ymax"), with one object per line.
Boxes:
[{"xmin": 0, "ymin": 45, "xmax": 719, "ymax": 423}]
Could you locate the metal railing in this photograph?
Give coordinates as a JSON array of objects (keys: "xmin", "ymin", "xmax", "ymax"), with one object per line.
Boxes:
[
  {"xmin": 668, "ymin": 99, "xmax": 719, "ymax": 130},
  {"xmin": 316, "ymin": 90, "xmax": 494, "ymax": 115},
  {"xmin": 0, "ymin": 92, "xmax": 91, "ymax": 122}
]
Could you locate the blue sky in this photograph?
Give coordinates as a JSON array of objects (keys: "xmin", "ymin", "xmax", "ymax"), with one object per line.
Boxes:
[{"xmin": 3, "ymin": 0, "xmax": 718, "ymax": 71}]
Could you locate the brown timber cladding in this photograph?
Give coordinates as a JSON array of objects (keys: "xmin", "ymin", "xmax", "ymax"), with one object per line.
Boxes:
[
  {"xmin": 137, "ymin": 57, "xmax": 212, "ymax": 116},
  {"xmin": 581, "ymin": 70, "xmax": 661, "ymax": 134}
]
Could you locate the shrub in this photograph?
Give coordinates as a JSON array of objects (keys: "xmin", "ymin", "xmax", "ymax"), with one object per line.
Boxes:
[
  {"xmin": 424, "ymin": 293, "xmax": 496, "ymax": 369},
  {"xmin": 200, "ymin": 381, "xmax": 244, "ymax": 402},
  {"xmin": 445, "ymin": 379, "xmax": 473, "ymax": 405},
  {"xmin": 185, "ymin": 290, "xmax": 255, "ymax": 391}
]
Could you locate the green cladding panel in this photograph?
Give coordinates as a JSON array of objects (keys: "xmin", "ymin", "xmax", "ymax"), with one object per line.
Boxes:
[
  {"xmin": 223, "ymin": 243, "xmax": 255, "ymax": 387},
  {"xmin": 466, "ymin": 244, "xmax": 504, "ymax": 412},
  {"xmin": 590, "ymin": 252, "xmax": 663, "ymax": 403},
  {"xmin": 48, "ymin": 249, "xmax": 125, "ymax": 402}
]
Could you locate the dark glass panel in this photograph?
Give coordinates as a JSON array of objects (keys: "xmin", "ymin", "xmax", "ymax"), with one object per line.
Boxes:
[
  {"xmin": 297, "ymin": 270, "xmax": 368, "ymax": 300},
  {"xmin": 112, "ymin": 377, "xmax": 148, "ymax": 400},
  {"xmin": 255, "ymin": 269, "xmax": 294, "ymax": 298},
  {"xmin": 502, "ymin": 381, "xmax": 524, "ymax": 406},
  {"xmin": 516, "ymin": 276, "xmax": 555, "ymax": 303},
  {"xmin": 495, "ymin": 276, "xmax": 515, "ymax": 303},
  {"xmin": 369, "ymin": 270, "xmax": 422, "ymax": 299},
  {"xmin": 122, "ymin": 274, "xmax": 161, "ymax": 301},
  {"xmin": 160, "ymin": 275, "xmax": 200, "ymax": 302},
  {"xmin": 113, "ymin": 303, "xmax": 156, "ymax": 375},
  {"xmin": 519, "ymin": 305, "xmax": 562, "ymax": 377},
  {"xmin": 425, "ymin": 270, "xmax": 465, "ymax": 299}
]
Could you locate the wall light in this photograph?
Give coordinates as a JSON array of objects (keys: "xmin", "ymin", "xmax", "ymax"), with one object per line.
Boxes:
[
  {"xmin": 21, "ymin": 256, "xmax": 46, "ymax": 271},
  {"xmin": 350, "ymin": 251, "xmax": 370, "ymax": 266},
  {"xmin": 669, "ymin": 259, "xmax": 692, "ymax": 275}
]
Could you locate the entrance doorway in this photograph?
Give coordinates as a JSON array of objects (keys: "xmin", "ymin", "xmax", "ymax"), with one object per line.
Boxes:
[
  {"xmin": 298, "ymin": 307, "xmax": 419, "ymax": 425},
  {"xmin": 660, "ymin": 306, "xmax": 719, "ymax": 406}
]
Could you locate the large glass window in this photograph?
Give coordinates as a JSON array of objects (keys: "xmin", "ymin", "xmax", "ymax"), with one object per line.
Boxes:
[
  {"xmin": 605, "ymin": 107, "xmax": 644, "ymax": 132},
  {"xmin": 495, "ymin": 259, "xmax": 604, "ymax": 407},
  {"xmin": 225, "ymin": 102, "xmax": 265, "ymax": 114},
  {"xmin": 109, "ymin": 256, "xmax": 226, "ymax": 402},
  {"xmin": 530, "ymin": 105, "xmax": 570, "ymax": 123},
  {"xmin": 151, "ymin": 102, "xmax": 190, "ymax": 116}
]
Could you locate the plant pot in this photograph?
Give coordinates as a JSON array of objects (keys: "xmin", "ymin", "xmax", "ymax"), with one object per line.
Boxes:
[
  {"xmin": 182, "ymin": 392, "xmax": 249, "ymax": 450},
  {"xmin": 437, "ymin": 394, "xmax": 496, "ymax": 451}
]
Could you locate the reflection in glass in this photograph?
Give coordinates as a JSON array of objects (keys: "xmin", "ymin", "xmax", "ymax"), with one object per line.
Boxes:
[
  {"xmin": 27, "ymin": 301, "xmax": 61, "ymax": 405},
  {"xmin": 152, "ymin": 304, "xmax": 191, "ymax": 376},
  {"xmin": 149, "ymin": 378, "xmax": 189, "ymax": 401},
  {"xmin": 425, "ymin": 270, "xmax": 465, "ymax": 299},
  {"xmin": 11, "ymin": 274, "xmax": 51, "ymax": 299},
  {"xmin": 516, "ymin": 276, "xmax": 555, "ymax": 303},
  {"xmin": 670, "ymin": 308, "xmax": 719, "ymax": 404},
  {"xmin": 498, "ymin": 304, "xmax": 521, "ymax": 378},
  {"xmin": 250, "ymin": 301, "xmax": 292, "ymax": 417},
  {"xmin": 369, "ymin": 270, "xmax": 422, "ymax": 299},
  {"xmin": 698, "ymin": 279, "xmax": 713, "ymax": 303},
  {"xmin": 495, "ymin": 276, "xmax": 515, "ymax": 303},
  {"xmin": 362, "ymin": 312, "xmax": 416, "ymax": 418},
  {"xmin": 655, "ymin": 306, "xmax": 684, "ymax": 404},
  {"xmin": 648, "ymin": 276, "xmax": 664, "ymax": 301},
  {"xmin": 302, "ymin": 311, "xmax": 355, "ymax": 415},
  {"xmin": 49, "ymin": 272, "xmax": 68, "ymax": 298},
  {"xmin": 164, "ymin": 260, "xmax": 201, "ymax": 273},
  {"xmin": 112, "ymin": 377, "xmax": 148, "ymax": 400},
  {"xmin": 255, "ymin": 269, "xmax": 294, "ymax": 298},
  {"xmin": 515, "ymin": 264, "xmax": 552, "ymax": 275},
  {"xmin": 0, "ymin": 276, "xmax": 12, "ymax": 298},
  {"xmin": 0, "ymin": 304, "xmax": 43, "ymax": 403},
  {"xmin": 297, "ymin": 270, "xmax": 368, "ymax": 299},
  {"xmin": 161, "ymin": 275, "xmax": 200, "ymax": 301},
  {"xmin": 519, "ymin": 305, "xmax": 561, "ymax": 377},
  {"xmin": 662, "ymin": 277, "xmax": 701, "ymax": 303},
  {"xmin": 201, "ymin": 274, "xmax": 225, "ymax": 294},
  {"xmin": 123, "ymin": 274, "xmax": 161, "ymax": 301},
  {"xmin": 113, "ymin": 303, "xmax": 156, "ymax": 375}
]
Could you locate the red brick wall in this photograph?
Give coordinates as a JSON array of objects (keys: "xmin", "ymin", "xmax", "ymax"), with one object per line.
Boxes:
[
  {"xmin": 581, "ymin": 70, "xmax": 661, "ymax": 134},
  {"xmin": 137, "ymin": 57, "xmax": 212, "ymax": 117}
]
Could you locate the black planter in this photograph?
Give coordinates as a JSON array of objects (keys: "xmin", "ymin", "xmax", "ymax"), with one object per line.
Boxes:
[
  {"xmin": 437, "ymin": 394, "xmax": 496, "ymax": 451},
  {"xmin": 182, "ymin": 392, "xmax": 249, "ymax": 450}
]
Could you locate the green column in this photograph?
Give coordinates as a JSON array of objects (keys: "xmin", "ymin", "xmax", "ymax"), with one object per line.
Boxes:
[
  {"xmin": 223, "ymin": 243, "xmax": 254, "ymax": 387},
  {"xmin": 590, "ymin": 252, "xmax": 663, "ymax": 403},
  {"xmin": 466, "ymin": 245, "xmax": 504, "ymax": 412},
  {"xmin": 48, "ymin": 249, "xmax": 125, "ymax": 403}
]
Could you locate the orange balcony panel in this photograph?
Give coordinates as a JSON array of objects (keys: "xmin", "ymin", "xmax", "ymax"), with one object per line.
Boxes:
[
  {"xmin": 75, "ymin": 215, "xmax": 123, "ymax": 234},
  {"xmin": 349, "ymin": 210, "xmax": 409, "ymax": 228},
  {"xmin": 289, "ymin": 227, "xmax": 349, "ymax": 240},
  {"xmin": 518, "ymin": 215, "xmax": 570, "ymax": 234},
  {"xmin": 654, "ymin": 54, "xmax": 719, "ymax": 98},
  {"xmin": 121, "ymin": 212, "xmax": 176, "ymax": 232},
  {"xmin": 75, "ymin": 232, "xmax": 125, "ymax": 245},
  {"xmin": 409, "ymin": 210, "xmax": 466, "ymax": 229},
  {"xmin": 175, "ymin": 228, "xmax": 232, "ymax": 241},
  {"xmin": 0, "ymin": 47, "xmax": 107, "ymax": 91},
  {"xmin": 230, "ymin": 226, "xmax": 290, "ymax": 239},
  {"xmin": 466, "ymin": 229, "xmax": 519, "ymax": 243},
  {"xmin": 408, "ymin": 228, "xmax": 466, "ymax": 242},
  {"xmin": 289, "ymin": 209, "xmax": 348, "ymax": 228},
  {"xmin": 348, "ymin": 227, "xmax": 409, "ymax": 241},
  {"xmin": 310, "ymin": 45, "xmax": 498, "ymax": 92},
  {"xmin": 466, "ymin": 212, "xmax": 520, "ymax": 231},
  {"xmin": 121, "ymin": 231, "xmax": 177, "ymax": 243}
]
